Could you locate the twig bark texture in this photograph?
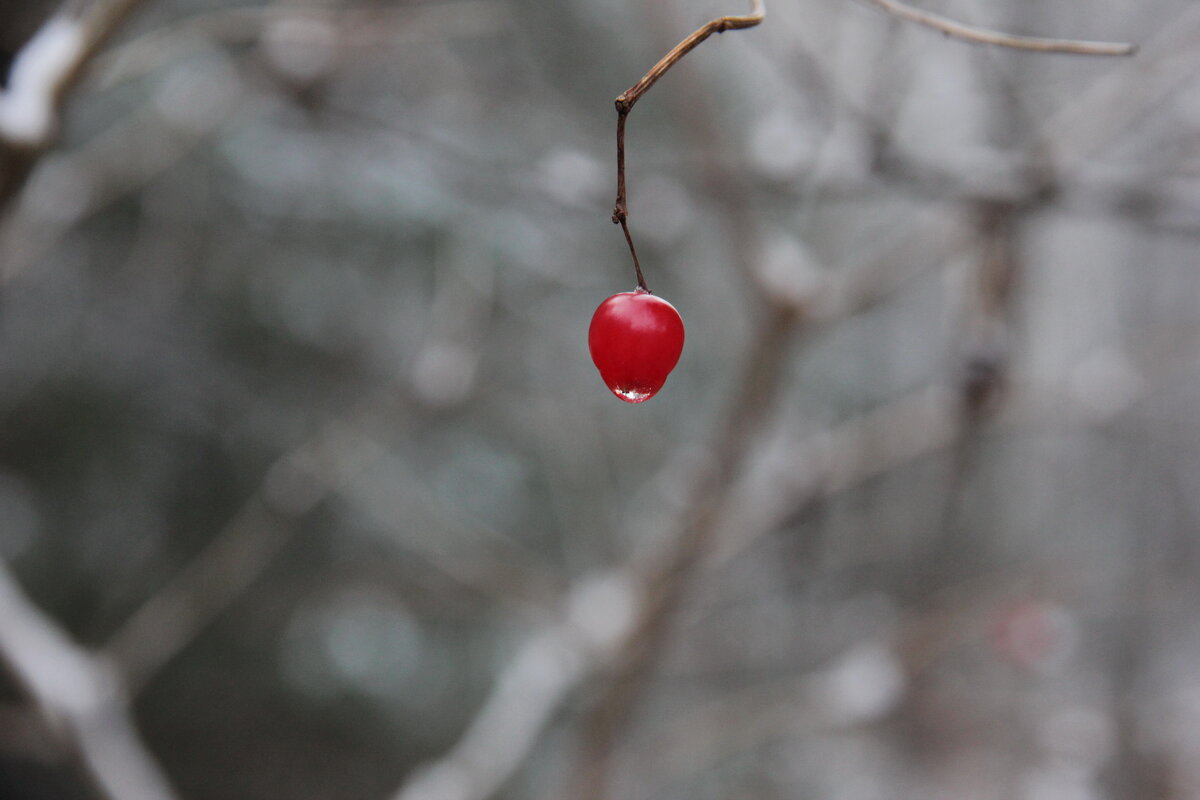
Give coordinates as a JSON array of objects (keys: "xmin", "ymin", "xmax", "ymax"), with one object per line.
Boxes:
[{"xmin": 611, "ymin": 0, "xmax": 765, "ymax": 291}]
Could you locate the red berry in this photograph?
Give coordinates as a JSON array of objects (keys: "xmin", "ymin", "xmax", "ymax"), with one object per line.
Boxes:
[{"xmin": 588, "ymin": 290, "xmax": 685, "ymax": 403}]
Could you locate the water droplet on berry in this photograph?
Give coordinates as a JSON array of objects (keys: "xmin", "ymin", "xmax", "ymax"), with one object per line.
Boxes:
[{"xmin": 612, "ymin": 386, "xmax": 653, "ymax": 403}]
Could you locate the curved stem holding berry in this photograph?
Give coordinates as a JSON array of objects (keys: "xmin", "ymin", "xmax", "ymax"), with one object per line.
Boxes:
[
  {"xmin": 619, "ymin": 217, "xmax": 649, "ymax": 293},
  {"xmin": 609, "ymin": 1, "xmax": 766, "ymax": 290}
]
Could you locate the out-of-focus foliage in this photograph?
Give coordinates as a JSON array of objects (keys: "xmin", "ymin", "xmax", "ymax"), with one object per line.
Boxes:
[{"xmin": 2, "ymin": 1, "xmax": 1200, "ymax": 799}]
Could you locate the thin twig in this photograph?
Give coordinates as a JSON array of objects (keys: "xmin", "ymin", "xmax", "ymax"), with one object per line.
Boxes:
[
  {"xmin": 613, "ymin": 0, "xmax": 766, "ymax": 117},
  {"xmin": 108, "ymin": 398, "xmax": 561, "ymax": 695},
  {"xmin": 859, "ymin": 0, "xmax": 1136, "ymax": 56},
  {"xmin": 611, "ymin": 0, "xmax": 765, "ymax": 289},
  {"xmin": 0, "ymin": 558, "xmax": 180, "ymax": 800},
  {"xmin": 106, "ymin": 403, "xmax": 389, "ymax": 692}
]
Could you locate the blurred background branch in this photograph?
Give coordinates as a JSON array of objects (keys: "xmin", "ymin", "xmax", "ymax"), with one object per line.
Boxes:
[
  {"xmin": 2, "ymin": 2, "xmax": 1199, "ymax": 800},
  {"xmin": 0, "ymin": 558, "xmax": 178, "ymax": 800},
  {"xmin": 857, "ymin": 0, "xmax": 1136, "ymax": 55},
  {"xmin": 0, "ymin": 0, "xmax": 150, "ymax": 210}
]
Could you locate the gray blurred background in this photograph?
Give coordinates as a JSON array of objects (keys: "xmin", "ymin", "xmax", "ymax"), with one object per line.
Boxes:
[{"xmin": 1, "ymin": 0, "xmax": 1198, "ymax": 799}]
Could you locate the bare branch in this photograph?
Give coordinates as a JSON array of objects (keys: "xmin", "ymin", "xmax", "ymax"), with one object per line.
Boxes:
[
  {"xmin": 0, "ymin": 558, "xmax": 179, "ymax": 800},
  {"xmin": 0, "ymin": 0, "xmax": 150, "ymax": 211},
  {"xmin": 390, "ymin": 572, "xmax": 637, "ymax": 800},
  {"xmin": 710, "ymin": 334, "xmax": 1170, "ymax": 574},
  {"xmin": 0, "ymin": 0, "xmax": 148, "ymax": 148},
  {"xmin": 569, "ymin": 305, "xmax": 798, "ymax": 800},
  {"xmin": 1037, "ymin": 3, "xmax": 1200, "ymax": 168},
  {"xmin": 108, "ymin": 399, "xmax": 561, "ymax": 694},
  {"xmin": 614, "ymin": 0, "xmax": 765, "ymax": 117},
  {"xmin": 383, "ymin": 331, "xmax": 1157, "ymax": 800},
  {"xmin": 858, "ymin": 0, "xmax": 1136, "ymax": 56},
  {"xmin": 104, "ymin": 401, "xmax": 400, "ymax": 692},
  {"xmin": 612, "ymin": 0, "xmax": 765, "ymax": 289},
  {"xmin": 386, "ymin": 304, "xmax": 799, "ymax": 800}
]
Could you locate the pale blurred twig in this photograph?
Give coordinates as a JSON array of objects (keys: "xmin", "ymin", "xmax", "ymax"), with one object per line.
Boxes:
[
  {"xmin": 391, "ymin": 571, "xmax": 636, "ymax": 800},
  {"xmin": 0, "ymin": 0, "xmax": 150, "ymax": 209},
  {"xmin": 0, "ymin": 558, "xmax": 180, "ymax": 800},
  {"xmin": 710, "ymin": 327, "xmax": 1179, "ymax": 573},
  {"xmin": 108, "ymin": 397, "xmax": 561, "ymax": 694},
  {"xmin": 858, "ymin": 0, "xmax": 1136, "ymax": 56},
  {"xmin": 105, "ymin": 410, "xmax": 383, "ymax": 693},
  {"xmin": 0, "ymin": 50, "xmax": 245, "ymax": 285}
]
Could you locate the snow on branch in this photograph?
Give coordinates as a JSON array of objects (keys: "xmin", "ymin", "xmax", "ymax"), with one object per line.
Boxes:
[{"xmin": 0, "ymin": 0, "xmax": 147, "ymax": 148}]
